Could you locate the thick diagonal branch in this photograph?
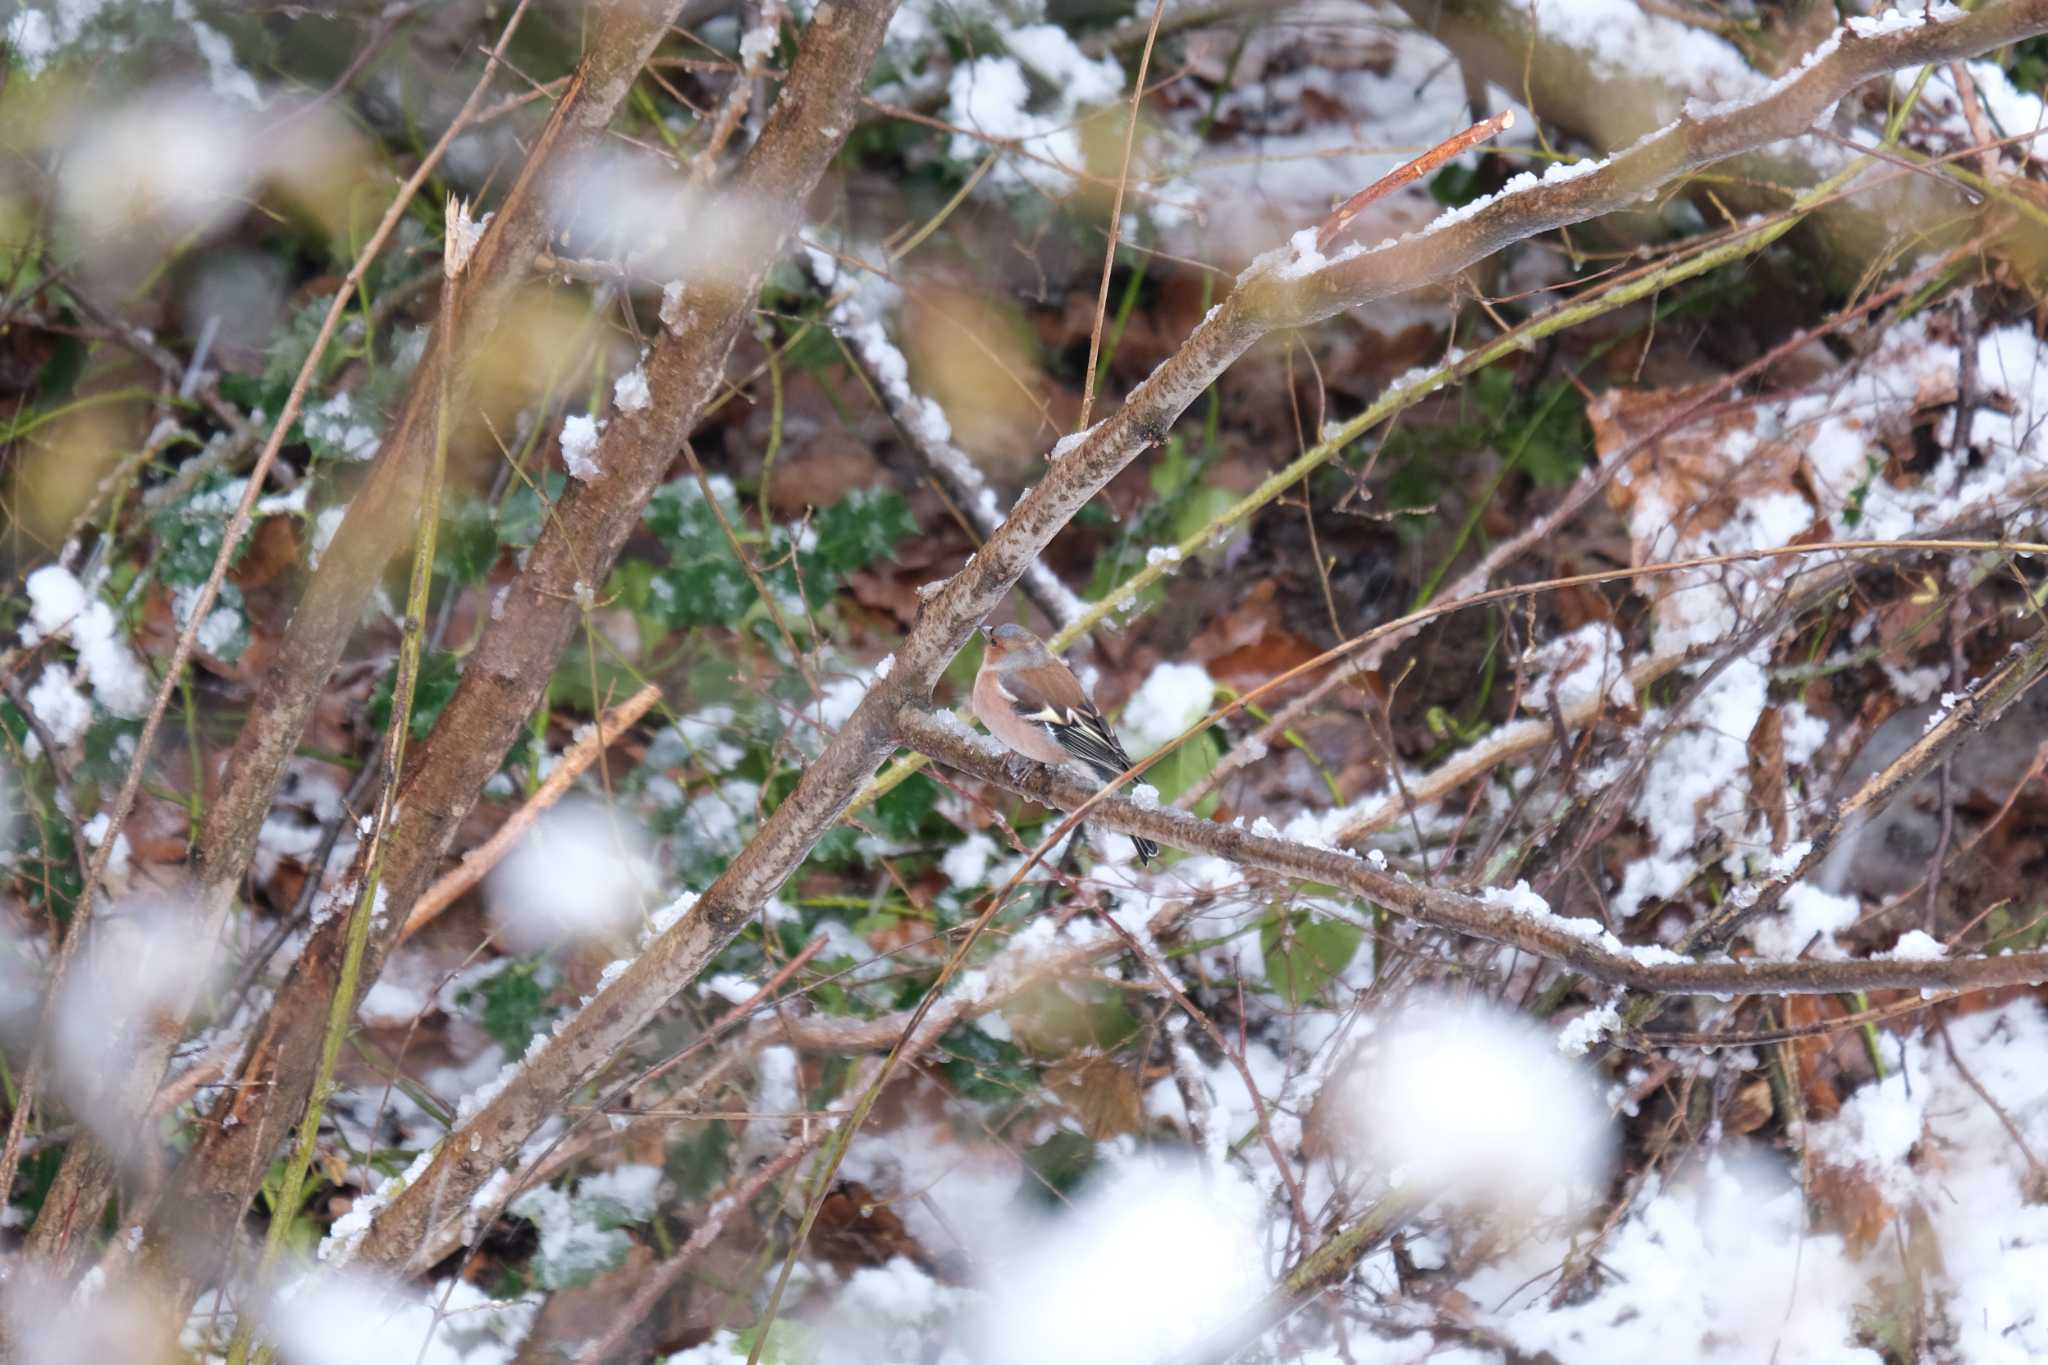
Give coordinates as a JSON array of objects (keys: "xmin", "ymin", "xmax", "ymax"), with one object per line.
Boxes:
[
  {"xmin": 183, "ymin": 0, "xmax": 908, "ymax": 1285},
  {"xmin": 112, "ymin": 0, "xmax": 684, "ymax": 1308}
]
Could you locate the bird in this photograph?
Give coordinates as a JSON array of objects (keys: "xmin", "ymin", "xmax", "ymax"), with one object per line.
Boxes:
[{"xmin": 971, "ymin": 623, "xmax": 1159, "ymax": 864}]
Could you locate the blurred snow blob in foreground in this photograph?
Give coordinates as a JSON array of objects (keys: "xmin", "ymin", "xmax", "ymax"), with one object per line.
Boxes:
[
  {"xmin": 968, "ymin": 1156, "xmax": 1270, "ymax": 1365},
  {"xmin": 484, "ymin": 799, "xmax": 656, "ymax": 953},
  {"xmin": 52, "ymin": 896, "xmax": 217, "ymax": 1166},
  {"xmin": 5, "ymin": 1265, "xmax": 171, "ymax": 1364},
  {"xmin": 269, "ymin": 1271, "xmax": 533, "ymax": 1365},
  {"xmin": 545, "ymin": 148, "xmax": 771, "ymax": 292},
  {"xmin": 1331, "ymin": 994, "xmax": 1613, "ymax": 1214}
]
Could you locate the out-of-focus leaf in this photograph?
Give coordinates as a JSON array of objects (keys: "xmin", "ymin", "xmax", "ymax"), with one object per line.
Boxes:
[
  {"xmin": 367, "ymin": 649, "xmax": 461, "ymax": 740},
  {"xmin": 438, "ymin": 498, "xmax": 500, "ymax": 585},
  {"xmin": 803, "ymin": 486, "xmax": 914, "ymax": 579},
  {"xmin": 1260, "ymin": 911, "xmax": 1362, "ymax": 1007}
]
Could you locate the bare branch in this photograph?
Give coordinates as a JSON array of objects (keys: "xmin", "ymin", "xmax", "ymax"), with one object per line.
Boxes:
[{"xmin": 898, "ymin": 708, "xmax": 2048, "ymax": 998}]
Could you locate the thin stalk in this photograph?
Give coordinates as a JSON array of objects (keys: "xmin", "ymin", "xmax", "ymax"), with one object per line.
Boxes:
[{"xmin": 224, "ymin": 198, "xmax": 469, "ymax": 1365}]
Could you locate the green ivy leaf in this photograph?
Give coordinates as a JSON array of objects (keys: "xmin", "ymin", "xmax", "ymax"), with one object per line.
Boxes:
[
  {"xmin": 437, "ymin": 498, "xmax": 500, "ymax": 585},
  {"xmin": 872, "ymin": 772, "xmax": 939, "ymax": 842},
  {"xmin": 460, "ymin": 961, "xmax": 549, "ymax": 1056},
  {"xmin": 803, "ymin": 486, "xmax": 914, "ymax": 579},
  {"xmin": 939, "ymin": 1023, "xmax": 1034, "ymax": 1102},
  {"xmin": 367, "ymin": 649, "xmax": 462, "ymax": 740},
  {"xmin": 500, "ymin": 474, "xmax": 566, "ymax": 548},
  {"xmin": 1260, "ymin": 911, "xmax": 1363, "ymax": 1007},
  {"xmin": 1021, "ymin": 1130, "xmax": 1096, "ymax": 1204},
  {"xmin": 153, "ymin": 476, "xmax": 252, "ymax": 587},
  {"xmin": 643, "ymin": 478, "xmax": 757, "ymax": 628}
]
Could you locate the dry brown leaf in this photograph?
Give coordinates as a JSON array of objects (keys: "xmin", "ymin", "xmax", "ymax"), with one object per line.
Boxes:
[
  {"xmin": 1044, "ymin": 1051, "xmax": 1144, "ymax": 1140},
  {"xmin": 807, "ymin": 1180, "xmax": 933, "ymax": 1277},
  {"xmin": 1780, "ymin": 995, "xmax": 1843, "ymax": 1118},
  {"xmin": 1722, "ymin": 1077, "xmax": 1775, "ymax": 1137},
  {"xmin": 1748, "ymin": 703, "xmax": 1788, "ymax": 853},
  {"xmin": 1593, "ymin": 386, "xmax": 1814, "ymax": 554},
  {"xmin": 1809, "ymin": 1159, "xmax": 1893, "ymax": 1256}
]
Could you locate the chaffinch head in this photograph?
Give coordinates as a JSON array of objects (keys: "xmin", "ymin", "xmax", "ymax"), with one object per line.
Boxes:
[{"xmin": 971, "ymin": 623, "xmax": 1158, "ymax": 864}]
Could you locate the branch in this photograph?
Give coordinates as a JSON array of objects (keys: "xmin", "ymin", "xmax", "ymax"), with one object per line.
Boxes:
[
  {"xmin": 114, "ymin": 0, "xmax": 687, "ymax": 1308},
  {"xmin": 14, "ymin": 0, "xmax": 569, "ymax": 1280},
  {"xmin": 896, "ymin": 709, "xmax": 2048, "ymax": 998},
  {"xmin": 343, "ymin": 0, "xmax": 2048, "ymax": 1276},
  {"xmin": 1246, "ymin": 2, "xmax": 2048, "ymax": 334},
  {"xmin": 333, "ymin": 0, "xmax": 908, "ymax": 1274},
  {"xmin": 1689, "ymin": 629, "xmax": 2048, "ymax": 951}
]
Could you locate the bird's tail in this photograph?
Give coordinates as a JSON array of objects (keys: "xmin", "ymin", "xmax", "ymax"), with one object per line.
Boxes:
[{"xmin": 1084, "ymin": 761, "xmax": 1159, "ymax": 865}]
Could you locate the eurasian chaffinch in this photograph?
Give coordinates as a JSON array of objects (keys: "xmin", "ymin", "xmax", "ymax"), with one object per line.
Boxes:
[{"xmin": 971, "ymin": 623, "xmax": 1159, "ymax": 864}]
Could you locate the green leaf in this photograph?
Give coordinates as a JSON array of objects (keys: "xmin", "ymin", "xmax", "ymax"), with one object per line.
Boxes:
[
  {"xmin": 1148, "ymin": 435, "xmax": 1191, "ymax": 498},
  {"xmin": 803, "ymin": 486, "xmax": 914, "ymax": 579},
  {"xmin": 735, "ymin": 1320, "xmax": 811, "ymax": 1365},
  {"xmin": 643, "ymin": 477, "xmax": 757, "ymax": 628},
  {"xmin": 366, "ymin": 649, "xmax": 462, "ymax": 740},
  {"xmin": 500, "ymin": 474, "xmax": 566, "ymax": 548},
  {"xmin": 1139, "ymin": 730, "xmax": 1220, "ymax": 814},
  {"xmin": 437, "ymin": 499, "xmax": 500, "ymax": 585},
  {"xmin": 1166, "ymin": 484, "xmax": 1241, "ymax": 553},
  {"xmin": 1429, "ymin": 162, "xmax": 1487, "ymax": 207},
  {"xmin": 461, "ymin": 961, "xmax": 550, "ymax": 1056},
  {"xmin": 939, "ymin": 1023, "xmax": 1034, "ymax": 1102},
  {"xmin": 152, "ymin": 476, "xmax": 252, "ymax": 587},
  {"xmin": 1020, "ymin": 1130, "xmax": 1096, "ymax": 1204},
  {"xmin": 1260, "ymin": 911, "xmax": 1363, "ymax": 1007},
  {"xmin": 872, "ymin": 772, "xmax": 939, "ymax": 842}
]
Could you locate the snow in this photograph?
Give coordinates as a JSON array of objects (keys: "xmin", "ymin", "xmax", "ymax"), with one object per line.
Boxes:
[
  {"xmin": 1047, "ymin": 422, "xmax": 1099, "ymax": 461},
  {"xmin": 1526, "ymin": 621, "xmax": 1633, "ymax": 710},
  {"xmin": 1751, "ymin": 882, "xmax": 1860, "ymax": 960},
  {"xmin": 738, "ymin": 20, "xmax": 777, "ymax": 69},
  {"xmin": 483, "ymin": 800, "xmax": 656, "ymax": 954},
  {"xmin": 700, "ymin": 973, "xmax": 756, "ymax": 1006},
  {"xmin": 1468, "ymin": 1149, "xmax": 1881, "ymax": 1363},
  {"xmin": 1520, "ymin": 0, "xmax": 1762, "ymax": 102},
  {"xmin": 21, "ymin": 565, "xmax": 150, "ymax": 717},
  {"xmin": 576, "ymin": 1162, "xmax": 662, "ymax": 1221},
  {"xmin": 559, "ymin": 414, "xmax": 604, "ymax": 481},
  {"xmin": 1848, "ymin": 5, "xmax": 1965, "ymax": 39},
  {"xmin": 966, "ymin": 1155, "xmax": 1271, "ymax": 1365},
  {"xmin": 1119, "ymin": 661, "xmax": 1217, "ymax": 757},
  {"xmin": 1613, "ymin": 654, "xmax": 1770, "ymax": 920},
  {"xmin": 1558, "ymin": 1001, "xmax": 1621, "ymax": 1057},
  {"xmin": 5, "ymin": 11, "xmax": 58, "ymax": 77},
  {"xmin": 944, "ymin": 22, "xmax": 1125, "ymax": 198},
  {"xmin": 79, "ymin": 811, "xmax": 130, "ymax": 885},
  {"xmin": 940, "ymin": 831, "xmax": 996, "ymax": 888},
  {"xmin": 1332, "ymin": 994, "xmax": 1612, "ymax": 1211},
  {"xmin": 24, "ymin": 664, "xmax": 92, "ymax": 757},
  {"xmin": 659, "ymin": 279, "xmax": 688, "ymax": 330},
  {"xmin": 186, "ymin": 18, "xmax": 263, "ymax": 107},
  {"xmin": 1884, "ymin": 928, "xmax": 1947, "ymax": 961},
  {"xmin": 303, "ymin": 392, "xmax": 379, "ymax": 461},
  {"xmin": 814, "ymin": 671, "xmax": 871, "ymax": 732},
  {"xmin": 611, "ymin": 366, "xmax": 650, "ymax": 414}
]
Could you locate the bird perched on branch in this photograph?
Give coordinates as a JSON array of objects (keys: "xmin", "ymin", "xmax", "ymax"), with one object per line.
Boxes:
[{"xmin": 971, "ymin": 623, "xmax": 1159, "ymax": 864}]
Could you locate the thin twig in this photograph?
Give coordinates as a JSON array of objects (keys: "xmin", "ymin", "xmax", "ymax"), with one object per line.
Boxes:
[{"xmin": 1077, "ymin": 0, "xmax": 1168, "ymax": 432}]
